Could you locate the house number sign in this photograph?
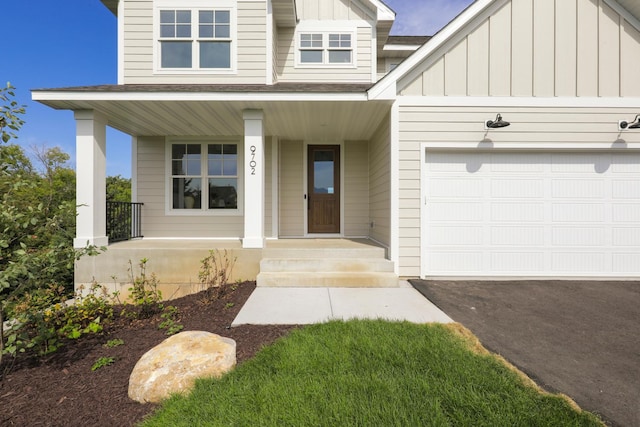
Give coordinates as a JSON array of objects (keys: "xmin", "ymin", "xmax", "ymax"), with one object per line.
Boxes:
[{"xmin": 249, "ymin": 145, "xmax": 257, "ymax": 175}]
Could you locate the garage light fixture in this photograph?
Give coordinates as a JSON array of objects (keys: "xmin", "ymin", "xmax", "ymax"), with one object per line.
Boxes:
[
  {"xmin": 619, "ymin": 115, "xmax": 640, "ymax": 130},
  {"xmin": 485, "ymin": 114, "xmax": 510, "ymax": 129}
]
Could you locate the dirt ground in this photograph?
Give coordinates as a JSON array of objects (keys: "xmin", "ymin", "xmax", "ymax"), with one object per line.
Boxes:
[{"xmin": 0, "ymin": 281, "xmax": 298, "ymax": 427}]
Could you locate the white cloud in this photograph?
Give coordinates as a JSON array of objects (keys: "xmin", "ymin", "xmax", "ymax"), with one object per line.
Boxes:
[{"xmin": 383, "ymin": 0, "xmax": 474, "ymax": 35}]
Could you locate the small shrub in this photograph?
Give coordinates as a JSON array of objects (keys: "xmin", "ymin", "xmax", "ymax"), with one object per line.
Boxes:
[
  {"xmin": 91, "ymin": 356, "xmax": 115, "ymax": 371},
  {"xmin": 2, "ymin": 282, "xmax": 114, "ymax": 358},
  {"xmin": 158, "ymin": 305, "xmax": 183, "ymax": 336},
  {"xmin": 198, "ymin": 250, "xmax": 237, "ymax": 303},
  {"xmin": 104, "ymin": 338, "xmax": 124, "ymax": 348},
  {"xmin": 124, "ymin": 259, "xmax": 163, "ymax": 318}
]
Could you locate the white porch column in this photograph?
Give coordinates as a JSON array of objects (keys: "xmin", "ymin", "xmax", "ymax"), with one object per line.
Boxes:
[
  {"xmin": 243, "ymin": 110, "xmax": 265, "ymax": 248},
  {"xmin": 73, "ymin": 110, "xmax": 109, "ymax": 249}
]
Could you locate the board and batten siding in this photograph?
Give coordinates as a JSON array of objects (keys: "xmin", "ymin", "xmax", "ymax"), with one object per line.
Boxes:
[
  {"xmin": 397, "ymin": 105, "xmax": 640, "ymax": 277},
  {"xmin": 400, "ymin": 0, "xmax": 640, "ymax": 98},
  {"xmin": 344, "ymin": 141, "xmax": 369, "ymax": 237},
  {"xmin": 295, "ymin": 0, "xmax": 373, "ymax": 21},
  {"xmin": 123, "ymin": 0, "xmax": 267, "ymax": 84},
  {"xmin": 276, "ymin": 26, "xmax": 373, "ymax": 83},
  {"xmin": 278, "ymin": 140, "xmax": 304, "ymax": 236},
  {"xmin": 136, "ymin": 136, "xmax": 243, "ymax": 238},
  {"xmin": 368, "ymin": 112, "xmax": 391, "ymax": 247}
]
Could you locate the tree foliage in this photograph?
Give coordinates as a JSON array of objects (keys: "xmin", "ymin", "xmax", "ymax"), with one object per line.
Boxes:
[
  {"xmin": 106, "ymin": 175, "xmax": 132, "ymax": 202},
  {"xmin": 0, "ymin": 86, "xmax": 103, "ymax": 363},
  {"xmin": 0, "ymin": 83, "xmax": 26, "ymax": 143}
]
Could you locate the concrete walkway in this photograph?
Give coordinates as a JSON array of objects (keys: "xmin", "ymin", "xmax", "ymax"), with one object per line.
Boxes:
[{"xmin": 231, "ymin": 281, "xmax": 453, "ymax": 326}]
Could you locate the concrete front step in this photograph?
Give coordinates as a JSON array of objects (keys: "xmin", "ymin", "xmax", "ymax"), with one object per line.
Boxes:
[
  {"xmin": 262, "ymin": 247, "xmax": 386, "ymax": 259},
  {"xmin": 260, "ymin": 258, "xmax": 395, "ymax": 273},
  {"xmin": 256, "ymin": 272, "xmax": 399, "ymax": 288}
]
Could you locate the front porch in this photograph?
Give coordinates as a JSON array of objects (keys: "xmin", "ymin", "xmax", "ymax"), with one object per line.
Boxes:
[{"xmin": 76, "ymin": 238, "xmax": 397, "ymax": 300}]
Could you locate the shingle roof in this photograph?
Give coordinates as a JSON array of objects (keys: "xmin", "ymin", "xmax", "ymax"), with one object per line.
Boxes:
[{"xmin": 386, "ymin": 36, "xmax": 431, "ymax": 46}]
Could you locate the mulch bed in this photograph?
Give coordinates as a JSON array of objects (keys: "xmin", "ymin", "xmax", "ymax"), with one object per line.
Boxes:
[{"xmin": 0, "ymin": 282, "xmax": 298, "ymax": 427}]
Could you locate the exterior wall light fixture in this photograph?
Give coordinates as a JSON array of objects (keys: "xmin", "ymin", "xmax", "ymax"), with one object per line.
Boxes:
[
  {"xmin": 485, "ymin": 114, "xmax": 510, "ymax": 129},
  {"xmin": 619, "ymin": 115, "xmax": 640, "ymax": 130}
]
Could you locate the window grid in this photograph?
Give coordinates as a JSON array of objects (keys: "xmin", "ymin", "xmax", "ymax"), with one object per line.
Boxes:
[
  {"xmin": 299, "ymin": 32, "xmax": 353, "ymax": 65},
  {"xmin": 159, "ymin": 8, "xmax": 232, "ymax": 70},
  {"xmin": 170, "ymin": 143, "xmax": 239, "ymax": 211}
]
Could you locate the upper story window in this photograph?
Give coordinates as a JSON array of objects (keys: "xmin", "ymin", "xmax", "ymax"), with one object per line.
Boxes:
[
  {"xmin": 155, "ymin": 1, "xmax": 236, "ymax": 73},
  {"xmin": 298, "ymin": 32, "xmax": 355, "ymax": 67}
]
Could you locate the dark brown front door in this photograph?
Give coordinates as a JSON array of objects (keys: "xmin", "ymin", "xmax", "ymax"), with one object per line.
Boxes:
[{"xmin": 308, "ymin": 145, "xmax": 340, "ymax": 233}]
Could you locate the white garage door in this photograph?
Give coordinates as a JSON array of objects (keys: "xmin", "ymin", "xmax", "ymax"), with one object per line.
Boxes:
[{"xmin": 423, "ymin": 151, "xmax": 640, "ymax": 277}]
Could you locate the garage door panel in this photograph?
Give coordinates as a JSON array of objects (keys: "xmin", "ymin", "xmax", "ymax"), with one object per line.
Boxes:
[
  {"xmin": 613, "ymin": 254, "xmax": 640, "ymax": 272},
  {"xmin": 611, "ymin": 155, "xmax": 640, "ymax": 172},
  {"xmin": 490, "ymin": 252, "xmax": 545, "ymax": 272},
  {"xmin": 613, "ymin": 228, "xmax": 640, "ymax": 246},
  {"xmin": 490, "ymin": 154, "xmax": 546, "ymax": 172},
  {"xmin": 552, "ymin": 203, "xmax": 606, "ymax": 222},
  {"xmin": 491, "ymin": 203, "xmax": 545, "ymax": 222},
  {"xmin": 552, "ymin": 227, "xmax": 607, "ymax": 246},
  {"xmin": 612, "ymin": 204, "xmax": 640, "ymax": 222},
  {"xmin": 426, "ymin": 252, "xmax": 483, "ymax": 272},
  {"xmin": 429, "ymin": 226, "xmax": 483, "ymax": 245},
  {"xmin": 423, "ymin": 151, "xmax": 640, "ymax": 277},
  {"xmin": 552, "ymin": 180, "xmax": 605, "ymax": 198},
  {"xmin": 429, "ymin": 202, "xmax": 483, "ymax": 221},
  {"xmin": 551, "ymin": 153, "xmax": 609, "ymax": 172},
  {"xmin": 552, "ymin": 253, "xmax": 606, "ymax": 272},
  {"xmin": 491, "ymin": 179, "xmax": 545, "ymax": 198},
  {"xmin": 490, "ymin": 227, "xmax": 545, "ymax": 245},
  {"xmin": 612, "ymin": 180, "xmax": 640, "ymax": 199},
  {"xmin": 428, "ymin": 178, "xmax": 483, "ymax": 198}
]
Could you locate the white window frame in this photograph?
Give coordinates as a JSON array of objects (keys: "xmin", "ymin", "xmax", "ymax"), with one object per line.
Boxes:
[
  {"xmin": 165, "ymin": 138, "xmax": 244, "ymax": 216},
  {"xmin": 295, "ymin": 23, "xmax": 358, "ymax": 69},
  {"xmin": 154, "ymin": 0, "xmax": 237, "ymax": 74}
]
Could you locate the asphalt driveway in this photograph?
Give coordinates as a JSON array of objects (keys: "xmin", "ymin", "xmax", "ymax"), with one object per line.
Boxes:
[{"xmin": 409, "ymin": 280, "xmax": 639, "ymax": 427}]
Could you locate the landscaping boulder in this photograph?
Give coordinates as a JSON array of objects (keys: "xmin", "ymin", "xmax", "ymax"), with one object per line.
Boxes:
[{"xmin": 128, "ymin": 331, "xmax": 236, "ymax": 403}]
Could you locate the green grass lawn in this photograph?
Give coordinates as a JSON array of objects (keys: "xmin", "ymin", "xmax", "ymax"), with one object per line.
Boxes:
[{"xmin": 141, "ymin": 320, "xmax": 603, "ymax": 427}]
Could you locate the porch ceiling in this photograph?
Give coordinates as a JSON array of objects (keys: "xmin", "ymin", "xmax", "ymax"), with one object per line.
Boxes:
[{"xmin": 33, "ymin": 86, "xmax": 391, "ymax": 141}]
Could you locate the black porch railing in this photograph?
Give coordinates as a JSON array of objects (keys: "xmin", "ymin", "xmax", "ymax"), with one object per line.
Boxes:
[{"xmin": 106, "ymin": 202, "xmax": 144, "ymax": 243}]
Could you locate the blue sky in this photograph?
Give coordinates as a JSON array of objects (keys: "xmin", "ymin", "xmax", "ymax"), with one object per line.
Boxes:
[{"xmin": 3, "ymin": 0, "xmax": 472, "ymax": 178}]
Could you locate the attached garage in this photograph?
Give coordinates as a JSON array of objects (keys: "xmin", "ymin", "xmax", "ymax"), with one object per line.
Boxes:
[{"xmin": 422, "ymin": 150, "xmax": 640, "ymax": 277}]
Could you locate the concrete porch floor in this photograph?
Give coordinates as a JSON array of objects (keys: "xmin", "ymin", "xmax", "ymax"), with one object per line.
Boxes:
[{"xmin": 107, "ymin": 237, "xmax": 385, "ymax": 250}]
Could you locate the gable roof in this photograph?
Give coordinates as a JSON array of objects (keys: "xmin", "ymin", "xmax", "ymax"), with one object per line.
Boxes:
[{"xmin": 369, "ymin": 0, "xmax": 640, "ymax": 100}]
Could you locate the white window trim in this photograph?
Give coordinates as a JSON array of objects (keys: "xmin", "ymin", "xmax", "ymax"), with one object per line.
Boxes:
[
  {"xmin": 153, "ymin": 0, "xmax": 237, "ymax": 75},
  {"xmin": 295, "ymin": 22, "xmax": 358, "ymax": 69},
  {"xmin": 165, "ymin": 138, "xmax": 244, "ymax": 216}
]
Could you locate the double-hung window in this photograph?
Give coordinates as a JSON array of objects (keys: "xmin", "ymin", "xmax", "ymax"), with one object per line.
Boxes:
[
  {"xmin": 170, "ymin": 142, "xmax": 239, "ymax": 212},
  {"xmin": 298, "ymin": 32, "xmax": 354, "ymax": 66},
  {"xmin": 158, "ymin": 5, "xmax": 233, "ymax": 71}
]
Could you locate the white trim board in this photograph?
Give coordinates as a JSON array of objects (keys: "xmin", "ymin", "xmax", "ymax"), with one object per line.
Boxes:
[{"xmin": 397, "ymin": 96, "xmax": 640, "ymax": 108}]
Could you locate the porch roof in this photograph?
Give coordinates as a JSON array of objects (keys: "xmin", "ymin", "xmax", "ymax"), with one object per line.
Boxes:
[{"xmin": 32, "ymin": 83, "xmax": 391, "ymax": 140}]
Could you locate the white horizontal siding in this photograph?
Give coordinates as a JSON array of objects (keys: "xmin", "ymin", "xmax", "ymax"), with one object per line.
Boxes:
[
  {"xmin": 368, "ymin": 112, "xmax": 391, "ymax": 247},
  {"xmin": 136, "ymin": 136, "xmax": 243, "ymax": 238},
  {"xmin": 279, "ymin": 140, "xmax": 304, "ymax": 237},
  {"xmin": 276, "ymin": 26, "xmax": 373, "ymax": 83},
  {"xmin": 400, "ymin": 0, "xmax": 640, "ymax": 98},
  {"xmin": 123, "ymin": 0, "xmax": 267, "ymax": 84},
  {"xmin": 344, "ymin": 141, "xmax": 369, "ymax": 236}
]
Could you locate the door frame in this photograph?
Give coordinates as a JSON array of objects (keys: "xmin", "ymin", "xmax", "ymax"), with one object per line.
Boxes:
[{"xmin": 303, "ymin": 141, "xmax": 344, "ymax": 237}]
